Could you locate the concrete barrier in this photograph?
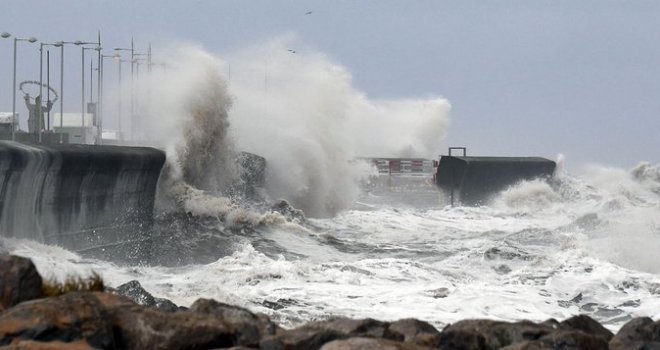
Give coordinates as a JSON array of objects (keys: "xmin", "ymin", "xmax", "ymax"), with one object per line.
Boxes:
[
  {"xmin": 0, "ymin": 141, "xmax": 165, "ymax": 251},
  {"xmin": 435, "ymin": 156, "xmax": 556, "ymax": 205}
]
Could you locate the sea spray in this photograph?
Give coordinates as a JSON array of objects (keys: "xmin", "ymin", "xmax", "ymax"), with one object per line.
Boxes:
[{"xmin": 227, "ymin": 35, "xmax": 452, "ymax": 216}]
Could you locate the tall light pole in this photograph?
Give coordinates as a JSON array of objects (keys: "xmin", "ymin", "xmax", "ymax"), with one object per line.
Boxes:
[
  {"xmin": 1, "ymin": 32, "xmax": 12, "ymax": 139},
  {"xmin": 115, "ymin": 38, "xmax": 135, "ymax": 141},
  {"xmin": 39, "ymin": 42, "xmax": 61, "ymax": 143},
  {"xmin": 52, "ymin": 41, "xmax": 88, "ymax": 144},
  {"xmin": 81, "ymin": 45, "xmax": 101, "ymax": 135},
  {"xmin": 116, "ymin": 58, "xmax": 132, "ymax": 141},
  {"xmin": 100, "ymin": 53, "xmax": 119, "ymax": 144},
  {"xmin": 11, "ymin": 35, "xmax": 38, "ymax": 141}
]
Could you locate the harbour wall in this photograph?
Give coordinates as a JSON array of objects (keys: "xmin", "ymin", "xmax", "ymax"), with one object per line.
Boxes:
[{"xmin": 0, "ymin": 141, "xmax": 166, "ymax": 251}]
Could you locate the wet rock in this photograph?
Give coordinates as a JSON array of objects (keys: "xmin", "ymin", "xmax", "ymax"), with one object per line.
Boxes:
[
  {"xmin": 320, "ymin": 337, "xmax": 431, "ymax": 350},
  {"xmin": 114, "ymin": 280, "xmax": 156, "ymax": 307},
  {"xmin": 387, "ymin": 318, "xmax": 441, "ymax": 346},
  {"xmin": 494, "ymin": 264, "xmax": 512, "ymax": 274},
  {"xmin": 609, "ymin": 317, "xmax": 660, "ymax": 350},
  {"xmin": 261, "ymin": 298, "xmax": 304, "ymax": 310},
  {"xmin": 436, "ymin": 329, "xmax": 486, "ymax": 350},
  {"xmin": 558, "ymin": 292, "xmax": 583, "ymax": 308},
  {"xmin": 427, "ymin": 287, "xmax": 450, "ymax": 299},
  {"xmin": 483, "ymin": 247, "xmax": 530, "ymax": 261},
  {"xmin": 260, "ymin": 318, "xmax": 393, "ymax": 350},
  {"xmin": 0, "ymin": 255, "xmax": 43, "ymax": 311},
  {"xmin": 0, "ymin": 339, "xmax": 95, "ymax": 349},
  {"xmin": 310, "ymin": 317, "xmax": 394, "ymax": 339},
  {"xmin": 270, "ymin": 199, "xmax": 305, "ymax": 222},
  {"xmin": 502, "ymin": 330, "xmax": 609, "ymax": 349},
  {"xmin": 95, "ymin": 292, "xmax": 238, "ymax": 350},
  {"xmin": 558, "ymin": 314, "xmax": 613, "ymax": 341},
  {"xmin": 260, "ymin": 328, "xmax": 346, "ymax": 350},
  {"xmin": 154, "ymin": 297, "xmax": 179, "ymax": 312},
  {"xmin": 438, "ymin": 319, "xmax": 553, "ymax": 349},
  {"xmin": 190, "ymin": 298, "xmax": 279, "ymax": 346},
  {"xmin": 0, "ymin": 292, "xmax": 115, "ymax": 349}
]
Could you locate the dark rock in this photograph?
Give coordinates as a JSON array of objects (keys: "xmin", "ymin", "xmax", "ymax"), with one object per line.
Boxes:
[
  {"xmin": 537, "ymin": 329, "xmax": 609, "ymax": 349},
  {"xmin": 483, "ymin": 247, "xmax": 530, "ymax": 261},
  {"xmin": 114, "ymin": 280, "xmax": 156, "ymax": 307},
  {"xmin": 320, "ymin": 337, "xmax": 431, "ymax": 350},
  {"xmin": 190, "ymin": 298, "xmax": 279, "ymax": 346},
  {"xmin": 260, "ymin": 328, "xmax": 346, "ymax": 350},
  {"xmin": 261, "ymin": 298, "xmax": 302, "ymax": 311},
  {"xmin": 95, "ymin": 292, "xmax": 238, "ymax": 350},
  {"xmin": 0, "ymin": 255, "xmax": 43, "ymax": 311},
  {"xmin": 0, "ymin": 292, "xmax": 115, "ymax": 349},
  {"xmin": 311, "ymin": 317, "xmax": 394, "ymax": 339},
  {"xmin": 387, "ymin": 318, "xmax": 441, "ymax": 346},
  {"xmin": 609, "ymin": 317, "xmax": 660, "ymax": 350},
  {"xmin": 558, "ymin": 314, "xmax": 613, "ymax": 341},
  {"xmin": 270, "ymin": 199, "xmax": 305, "ymax": 222},
  {"xmin": 154, "ymin": 297, "xmax": 179, "ymax": 312},
  {"xmin": 437, "ymin": 329, "xmax": 486, "ymax": 350},
  {"xmin": 0, "ymin": 339, "xmax": 95, "ymax": 349},
  {"xmin": 427, "ymin": 287, "xmax": 450, "ymax": 299},
  {"xmin": 439, "ymin": 319, "xmax": 553, "ymax": 349},
  {"xmin": 260, "ymin": 317, "xmax": 395, "ymax": 350},
  {"xmin": 504, "ymin": 330, "xmax": 609, "ymax": 349}
]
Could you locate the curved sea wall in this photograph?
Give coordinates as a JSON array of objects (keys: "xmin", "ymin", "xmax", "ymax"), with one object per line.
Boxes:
[{"xmin": 0, "ymin": 141, "xmax": 165, "ymax": 251}]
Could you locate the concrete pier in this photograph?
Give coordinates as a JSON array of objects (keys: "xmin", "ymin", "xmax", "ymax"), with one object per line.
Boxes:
[
  {"xmin": 0, "ymin": 141, "xmax": 165, "ymax": 251},
  {"xmin": 435, "ymin": 155, "xmax": 556, "ymax": 205}
]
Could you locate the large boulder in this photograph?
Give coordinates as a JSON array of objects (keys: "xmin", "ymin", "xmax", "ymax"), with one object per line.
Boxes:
[
  {"xmin": 320, "ymin": 337, "xmax": 432, "ymax": 350},
  {"xmin": 114, "ymin": 280, "xmax": 156, "ymax": 307},
  {"xmin": 0, "ymin": 255, "xmax": 43, "ymax": 311},
  {"xmin": 0, "ymin": 292, "xmax": 115, "ymax": 349},
  {"xmin": 501, "ymin": 330, "xmax": 609, "ymax": 349},
  {"xmin": 260, "ymin": 317, "xmax": 396, "ymax": 350},
  {"xmin": 387, "ymin": 318, "xmax": 442, "ymax": 347},
  {"xmin": 94, "ymin": 292, "xmax": 238, "ymax": 350},
  {"xmin": 609, "ymin": 317, "xmax": 660, "ymax": 350},
  {"xmin": 438, "ymin": 319, "xmax": 553, "ymax": 349},
  {"xmin": 190, "ymin": 298, "xmax": 279, "ymax": 346}
]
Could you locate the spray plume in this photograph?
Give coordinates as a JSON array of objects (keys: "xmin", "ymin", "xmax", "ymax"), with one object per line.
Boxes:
[{"xmin": 112, "ymin": 36, "xmax": 451, "ymax": 218}]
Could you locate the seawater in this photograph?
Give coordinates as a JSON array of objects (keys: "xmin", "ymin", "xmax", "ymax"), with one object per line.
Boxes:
[{"xmin": 4, "ymin": 162, "xmax": 660, "ymax": 332}]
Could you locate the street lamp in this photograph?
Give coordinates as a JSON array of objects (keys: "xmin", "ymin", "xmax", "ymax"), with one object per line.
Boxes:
[
  {"xmin": 99, "ymin": 53, "xmax": 120, "ymax": 144},
  {"xmin": 1, "ymin": 32, "xmax": 11, "ymax": 139},
  {"xmin": 115, "ymin": 39, "xmax": 135, "ymax": 141},
  {"xmin": 38, "ymin": 42, "xmax": 62, "ymax": 142},
  {"xmin": 10, "ymin": 35, "xmax": 38, "ymax": 141},
  {"xmin": 50, "ymin": 40, "xmax": 90, "ymax": 143},
  {"xmin": 115, "ymin": 57, "xmax": 132, "ymax": 141},
  {"xmin": 81, "ymin": 45, "xmax": 101, "ymax": 132}
]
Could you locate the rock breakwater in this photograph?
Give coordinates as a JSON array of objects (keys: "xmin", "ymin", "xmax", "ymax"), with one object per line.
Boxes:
[{"xmin": 1, "ymin": 254, "xmax": 659, "ymax": 349}]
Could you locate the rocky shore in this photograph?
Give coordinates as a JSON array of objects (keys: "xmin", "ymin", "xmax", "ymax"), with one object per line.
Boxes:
[{"xmin": 2, "ymin": 254, "xmax": 660, "ymax": 349}]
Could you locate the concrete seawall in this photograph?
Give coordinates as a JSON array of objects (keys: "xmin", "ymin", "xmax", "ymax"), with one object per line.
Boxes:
[{"xmin": 0, "ymin": 141, "xmax": 166, "ymax": 251}]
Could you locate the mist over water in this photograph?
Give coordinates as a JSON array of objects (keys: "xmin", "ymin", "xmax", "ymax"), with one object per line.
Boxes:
[{"xmin": 3, "ymin": 38, "xmax": 660, "ymax": 332}]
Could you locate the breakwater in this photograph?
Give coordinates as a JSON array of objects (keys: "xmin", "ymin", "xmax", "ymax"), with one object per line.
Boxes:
[{"xmin": 0, "ymin": 141, "xmax": 165, "ymax": 251}]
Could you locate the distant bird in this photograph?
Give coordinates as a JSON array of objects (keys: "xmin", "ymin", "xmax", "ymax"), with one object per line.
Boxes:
[
  {"xmin": 305, "ymin": 11, "xmax": 313, "ymax": 15},
  {"xmin": 288, "ymin": 49, "xmax": 297, "ymax": 54}
]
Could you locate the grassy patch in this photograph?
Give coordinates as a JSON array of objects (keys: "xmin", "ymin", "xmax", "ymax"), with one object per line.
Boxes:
[{"xmin": 42, "ymin": 272, "xmax": 105, "ymax": 297}]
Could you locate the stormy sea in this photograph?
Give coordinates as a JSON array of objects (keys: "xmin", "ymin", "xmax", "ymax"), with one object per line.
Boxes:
[{"xmin": 2, "ymin": 41, "xmax": 659, "ymax": 332}]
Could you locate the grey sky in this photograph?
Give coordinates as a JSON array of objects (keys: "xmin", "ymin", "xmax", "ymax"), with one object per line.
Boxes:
[{"xmin": 1, "ymin": 1, "xmax": 659, "ymax": 168}]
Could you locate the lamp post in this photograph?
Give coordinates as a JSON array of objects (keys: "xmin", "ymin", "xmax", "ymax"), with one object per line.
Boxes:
[
  {"xmin": 10, "ymin": 35, "xmax": 38, "ymax": 141},
  {"xmin": 1, "ymin": 32, "xmax": 12, "ymax": 138},
  {"xmin": 116, "ymin": 58, "xmax": 132, "ymax": 141},
  {"xmin": 81, "ymin": 45, "xmax": 101, "ymax": 135},
  {"xmin": 52, "ymin": 41, "xmax": 89, "ymax": 143},
  {"xmin": 115, "ymin": 39, "xmax": 135, "ymax": 141},
  {"xmin": 39, "ymin": 42, "xmax": 62, "ymax": 142},
  {"xmin": 132, "ymin": 56, "xmax": 149, "ymax": 142},
  {"xmin": 100, "ymin": 53, "xmax": 119, "ymax": 144}
]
